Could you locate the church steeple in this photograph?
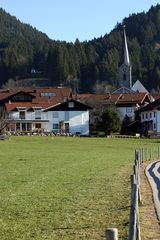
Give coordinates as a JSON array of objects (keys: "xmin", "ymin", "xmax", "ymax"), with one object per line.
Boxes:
[{"xmin": 119, "ymin": 26, "xmax": 132, "ymax": 88}]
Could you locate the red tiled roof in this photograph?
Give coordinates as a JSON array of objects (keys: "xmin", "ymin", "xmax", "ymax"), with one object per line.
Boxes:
[
  {"xmin": 115, "ymin": 92, "xmax": 149, "ymax": 105},
  {"xmin": 0, "ymin": 87, "xmax": 72, "ymax": 112},
  {"xmin": 74, "ymin": 93, "xmax": 121, "ymax": 105},
  {"xmin": 0, "ymin": 87, "xmax": 71, "ymax": 102},
  {"xmin": 0, "ymin": 87, "xmax": 152, "ymax": 112},
  {"xmin": 74, "ymin": 92, "xmax": 150, "ymax": 106},
  {"xmin": 5, "ymin": 102, "xmax": 50, "ymax": 112}
]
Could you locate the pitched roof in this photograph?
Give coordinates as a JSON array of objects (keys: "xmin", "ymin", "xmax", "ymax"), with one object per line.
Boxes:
[
  {"xmin": 74, "ymin": 92, "xmax": 151, "ymax": 107},
  {"xmin": 131, "ymin": 80, "xmax": 149, "ymax": 93},
  {"xmin": 5, "ymin": 102, "xmax": 50, "ymax": 111},
  {"xmin": 0, "ymin": 87, "xmax": 72, "ymax": 111},
  {"xmin": 43, "ymin": 99, "xmax": 92, "ymax": 112},
  {"xmin": 115, "ymin": 92, "xmax": 150, "ymax": 106},
  {"xmin": 74, "ymin": 93, "xmax": 121, "ymax": 105},
  {"xmin": 0, "ymin": 87, "xmax": 71, "ymax": 101},
  {"xmin": 112, "ymin": 86, "xmax": 135, "ymax": 94},
  {"xmin": 136, "ymin": 98, "xmax": 160, "ymax": 113}
]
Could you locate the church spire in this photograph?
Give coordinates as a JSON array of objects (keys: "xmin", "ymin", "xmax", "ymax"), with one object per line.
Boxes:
[
  {"xmin": 123, "ymin": 25, "xmax": 130, "ymax": 66},
  {"xmin": 119, "ymin": 25, "xmax": 130, "ymax": 66},
  {"xmin": 119, "ymin": 26, "xmax": 132, "ymax": 88}
]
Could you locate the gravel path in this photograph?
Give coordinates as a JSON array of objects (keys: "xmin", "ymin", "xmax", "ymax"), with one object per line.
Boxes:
[
  {"xmin": 146, "ymin": 160, "xmax": 160, "ymax": 220},
  {"xmin": 140, "ymin": 164, "xmax": 160, "ymax": 240}
]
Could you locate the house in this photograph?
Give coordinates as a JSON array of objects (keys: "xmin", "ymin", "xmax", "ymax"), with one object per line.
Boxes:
[
  {"xmin": 43, "ymin": 99, "xmax": 91, "ymax": 135},
  {"xmin": 136, "ymin": 98, "xmax": 160, "ymax": 136},
  {"xmin": 0, "ymin": 87, "xmax": 92, "ymax": 135},
  {"xmin": 75, "ymin": 92, "xmax": 152, "ymax": 123},
  {"xmin": 114, "ymin": 92, "xmax": 152, "ymax": 121}
]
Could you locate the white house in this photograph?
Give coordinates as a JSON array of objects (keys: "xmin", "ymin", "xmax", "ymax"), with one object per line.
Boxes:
[
  {"xmin": 137, "ymin": 98, "xmax": 160, "ymax": 136},
  {"xmin": 43, "ymin": 99, "xmax": 91, "ymax": 135},
  {"xmin": 0, "ymin": 87, "xmax": 91, "ymax": 135},
  {"xmin": 75, "ymin": 92, "xmax": 152, "ymax": 123},
  {"xmin": 114, "ymin": 92, "xmax": 152, "ymax": 122}
]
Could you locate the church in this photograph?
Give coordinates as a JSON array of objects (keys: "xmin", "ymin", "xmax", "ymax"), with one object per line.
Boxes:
[
  {"xmin": 113, "ymin": 26, "xmax": 151, "ymax": 95},
  {"xmin": 76, "ymin": 26, "xmax": 153, "ymax": 125}
]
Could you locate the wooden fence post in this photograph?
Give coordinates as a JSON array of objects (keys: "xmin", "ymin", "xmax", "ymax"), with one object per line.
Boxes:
[
  {"xmin": 142, "ymin": 148, "xmax": 144, "ymax": 163},
  {"xmin": 105, "ymin": 228, "xmax": 118, "ymax": 240},
  {"xmin": 150, "ymin": 148, "xmax": 152, "ymax": 161}
]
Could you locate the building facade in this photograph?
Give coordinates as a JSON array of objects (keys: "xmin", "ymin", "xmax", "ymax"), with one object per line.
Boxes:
[{"xmin": 0, "ymin": 87, "xmax": 91, "ymax": 135}]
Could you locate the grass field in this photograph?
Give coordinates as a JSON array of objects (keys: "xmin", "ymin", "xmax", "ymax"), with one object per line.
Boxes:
[{"xmin": 0, "ymin": 136, "xmax": 159, "ymax": 240}]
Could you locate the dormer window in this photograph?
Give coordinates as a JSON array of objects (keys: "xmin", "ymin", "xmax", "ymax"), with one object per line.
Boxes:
[
  {"xmin": 17, "ymin": 108, "xmax": 26, "ymax": 120},
  {"xmin": 68, "ymin": 102, "xmax": 74, "ymax": 108}
]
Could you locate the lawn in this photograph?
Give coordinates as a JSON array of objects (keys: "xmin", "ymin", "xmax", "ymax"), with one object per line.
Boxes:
[{"xmin": 0, "ymin": 136, "xmax": 159, "ymax": 240}]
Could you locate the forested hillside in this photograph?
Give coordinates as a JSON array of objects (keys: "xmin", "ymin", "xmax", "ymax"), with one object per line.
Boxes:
[{"xmin": 0, "ymin": 5, "xmax": 160, "ymax": 92}]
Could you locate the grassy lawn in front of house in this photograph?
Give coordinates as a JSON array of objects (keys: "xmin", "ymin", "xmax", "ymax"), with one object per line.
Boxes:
[{"xmin": 0, "ymin": 136, "xmax": 159, "ymax": 240}]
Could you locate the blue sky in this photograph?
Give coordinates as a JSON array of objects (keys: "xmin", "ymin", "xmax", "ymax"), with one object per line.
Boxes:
[{"xmin": 0, "ymin": 0, "xmax": 159, "ymax": 42}]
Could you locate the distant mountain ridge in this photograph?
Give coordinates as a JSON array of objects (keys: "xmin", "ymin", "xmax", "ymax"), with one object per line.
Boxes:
[{"xmin": 0, "ymin": 5, "xmax": 160, "ymax": 92}]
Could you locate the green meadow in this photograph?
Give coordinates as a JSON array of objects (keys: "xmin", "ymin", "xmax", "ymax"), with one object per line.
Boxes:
[{"xmin": 0, "ymin": 136, "xmax": 158, "ymax": 240}]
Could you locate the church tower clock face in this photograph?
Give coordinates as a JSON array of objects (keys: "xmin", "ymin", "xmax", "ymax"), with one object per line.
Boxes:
[{"xmin": 122, "ymin": 67, "xmax": 126, "ymax": 73}]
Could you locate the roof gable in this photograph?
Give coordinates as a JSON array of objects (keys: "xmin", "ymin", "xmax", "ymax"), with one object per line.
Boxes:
[
  {"xmin": 9, "ymin": 91, "xmax": 35, "ymax": 102},
  {"xmin": 43, "ymin": 99, "xmax": 92, "ymax": 112},
  {"xmin": 137, "ymin": 98, "xmax": 160, "ymax": 113},
  {"xmin": 115, "ymin": 92, "xmax": 150, "ymax": 106},
  {"xmin": 131, "ymin": 80, "xmax": 148, "ymax": 93},
  {"xmin": 112, "ymin": 86, "xmax": 135, "ymax": 94}
]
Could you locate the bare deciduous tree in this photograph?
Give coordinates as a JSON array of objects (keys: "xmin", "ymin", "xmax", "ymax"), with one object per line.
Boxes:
[{"xmin": 0, "ymin": 111, "xmax": 9, "ymax": 135}]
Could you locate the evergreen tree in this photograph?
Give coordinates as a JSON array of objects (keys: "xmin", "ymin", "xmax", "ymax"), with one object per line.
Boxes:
[{"xmin": 100, "ymin": 106, "xmax": 120, "ymax": 135}]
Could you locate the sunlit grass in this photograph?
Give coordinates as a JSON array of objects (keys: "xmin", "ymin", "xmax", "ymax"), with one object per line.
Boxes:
[{"xmin": 0, "ymin": 136, "xmax": 159, "ymax": 240}]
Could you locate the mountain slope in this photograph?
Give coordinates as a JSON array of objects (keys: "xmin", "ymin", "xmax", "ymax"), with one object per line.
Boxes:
[{"xmin": 0, "ymin": 5, "xmax": 160, "ymax": 92}]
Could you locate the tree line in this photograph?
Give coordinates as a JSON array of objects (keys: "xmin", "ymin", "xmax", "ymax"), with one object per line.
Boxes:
[{"xmin": 0, "ymin": 4, "xmax": 160, "ymax": 92}]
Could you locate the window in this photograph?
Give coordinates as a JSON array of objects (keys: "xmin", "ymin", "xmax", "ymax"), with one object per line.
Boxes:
[
  {"xmin": 65, "ymin": 123, "xmax": 69, "ymax": 133},
  {"xmin": 65, "ymin": 111, "xmax": 69, "ymax": 121},
  {"xmin": 154, "ymin": 112, "xmax": 156, "ymax": 118},
  {"xmin": 150, "ymin": 112, "xmax": 152, "ymax": 118},
  {"xmin": 27, "ymin": 123, "xmax": 32, "ymax": 131},
  {"xmin": 123, "ymin": 74, "xmax": 126, "ymax": 81},
  {"xmin": 154, "ymin": 123, "xmax": 156, "ymax": 129},
  {"xmin": 35, "ymin": 123, "xmax": 41, "ymax": 129},
  {"xmin": 35, "ymin": 110, "xmax": 41, "ymax": 119},
  {"xmin": 12, "ymin": 94, "xmax": 32, "ymax": 102},
  {"xmin": 53, "ymin": 124, "xmax": 59, "ymax": 130},
  {"xmin": 22, "ymin": 123, "xmax": 26, "ymax": 131},
  {"xmin": 142, "ymin": 114, "xmax": 144, "ymax": 119},
  {"xmin": 146, "ymin": 113, "xmax": 148, "ymax": 119},
  {"xmin": 41, "ymin": 92, "xmax": 56, "ymax": 97},
  {"xmin": 52, "ymin": 112, "xmax": 59, "ymax": 118},
  {"xmin": 68, "ymin": 102, "xmax": 74, "ymax": 108},
  {"xmin": 126, "ymin": 107, "xmax": 132, "ymax": 113},
  {"xmin": 19, "ymin": 111, "xmax": 25, "ymax": 120}
]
